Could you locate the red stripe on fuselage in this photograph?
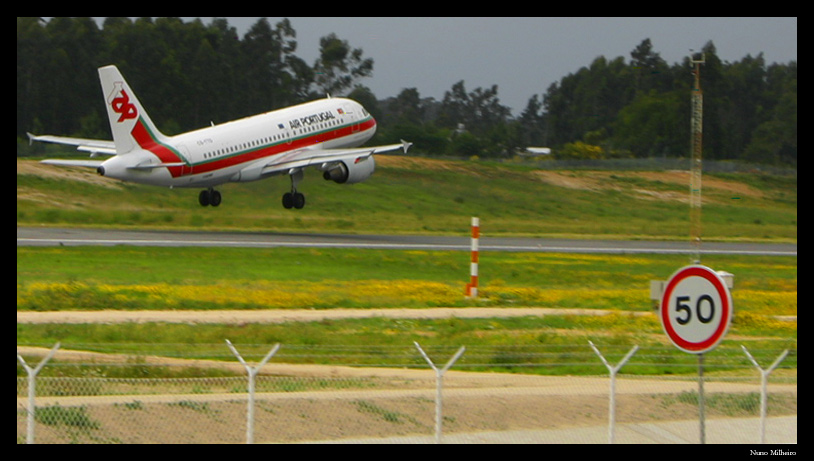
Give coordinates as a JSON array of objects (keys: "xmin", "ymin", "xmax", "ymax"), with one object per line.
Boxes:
[
  {"xmin": 189, "ymin": 116, "xmax": 377, "ymax": 177},
  {"xmin": 130, "ymin": 118, "xmax": 186, "ymax": 177},
  {"xmin": 131, "ymin": 115, "xmax": 376, "ymax": 179}
]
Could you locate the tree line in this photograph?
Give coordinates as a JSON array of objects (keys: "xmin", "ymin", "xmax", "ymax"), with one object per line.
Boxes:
[{"xmin": 18, "ymin": 17, "xmax": 796, "ymax": 166}]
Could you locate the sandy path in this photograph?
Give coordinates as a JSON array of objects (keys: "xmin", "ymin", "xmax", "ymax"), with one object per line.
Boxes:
[{"xmin": 16, "ymin": 307, "xmax": 647, "ymax": 325}]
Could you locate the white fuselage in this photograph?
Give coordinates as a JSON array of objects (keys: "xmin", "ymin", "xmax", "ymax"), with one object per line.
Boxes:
[{"xmin": 99, "ymin": 98, "xmax": 376, "ymax": 188}]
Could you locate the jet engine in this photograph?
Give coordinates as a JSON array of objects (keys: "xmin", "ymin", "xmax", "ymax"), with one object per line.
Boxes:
[{"xmin": 322, "ymin": 157, "xmax": 375, "ymax": 184}]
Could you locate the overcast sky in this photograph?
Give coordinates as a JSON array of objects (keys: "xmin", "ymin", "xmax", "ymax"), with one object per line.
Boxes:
[{"xmin": 133, "ymin": 17, "xmax": 797, "ymax": 115}]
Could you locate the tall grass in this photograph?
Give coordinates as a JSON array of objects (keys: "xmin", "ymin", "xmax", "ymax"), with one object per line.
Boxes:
[
  {"xmin": 17, "ymin": 158, "xmax": 797, "ymax": 241},
  {"xmin": 17, "ymin": 247, "xmax": 797, "ymax": 316},
  {"xmin": 17, "ymin": 315, "xmax": 797, "ymax": 377},
  {"xmin": 17, "ymin": 245, "xmax": 796, "ymax": 377}
]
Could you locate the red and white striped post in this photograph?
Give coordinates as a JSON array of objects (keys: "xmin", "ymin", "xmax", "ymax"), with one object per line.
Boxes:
[{"xmin": 465, "ymin": 217, "xmax": 479, "ymax": 298}]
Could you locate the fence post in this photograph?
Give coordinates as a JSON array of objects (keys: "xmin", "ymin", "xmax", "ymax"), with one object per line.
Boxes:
[
  {"xmin": 226, "ymin": 340, "xmax": 280, "ymax": 444},
  {"xmin": 17, "ymin": 342, "xmax": 60, "ymax": 444},
  {"xmin": 741, "ymin": 346, "xmax": 789, "ymax": 444},
  {"xmin": 414, "ymin": 342, "xmax": 466, "ymax": 443},
  {"xmin": 588, "ymin": 341, "xmax": 638, "ymax": 443}
]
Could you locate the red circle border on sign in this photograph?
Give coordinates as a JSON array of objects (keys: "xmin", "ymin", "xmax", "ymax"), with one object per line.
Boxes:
[{"xmin": 660, "ymin": 265, "xmax": 732, "ymax": 353}]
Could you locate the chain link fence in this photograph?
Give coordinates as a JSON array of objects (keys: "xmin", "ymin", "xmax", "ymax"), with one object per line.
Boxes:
[{"xmin": 17, "ymin": 342, "xmax": 797, "ymax": 444}]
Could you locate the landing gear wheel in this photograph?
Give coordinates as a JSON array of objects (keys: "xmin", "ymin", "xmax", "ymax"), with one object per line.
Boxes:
[
  {"xmin": 282, "ymin": 192, "xmax": 305, "ymax": 209},
  {"xmin": 283, "ymin": 169, "xmax": 306, "ymax": 209},
  {"xmin": 199, "ymin": 189, "xmax": 210, "ymax": 207},
  {"xmin": 293, "ymin": 192, "xmax": 305, "ymax": 209},
  {"xmin": 199, "ymin": 188, "xmax": 221, "ymax": 207},
  {"xmin": 282, "ymin": 192, "xmax": 294, "ymax": 209},
  {"xmin": 210, "ymin": 190, "xmax": 222, "ymax": 207}
]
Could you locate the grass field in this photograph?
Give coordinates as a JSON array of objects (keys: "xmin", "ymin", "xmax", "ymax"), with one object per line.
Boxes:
[
  {"xmin": 16, "ymin": 156, "xmax": 797, "ymax": 376},
  {"xmin": 16, "ymin": 246, "xmax": 797, "ymax": 315},
  {"xmin": 17, "ymin": 156, "xmax": 797, "ymax": 241},
  {"xmin": 17, "ymin": 246, "xmax": 797, "ymax": 375}
]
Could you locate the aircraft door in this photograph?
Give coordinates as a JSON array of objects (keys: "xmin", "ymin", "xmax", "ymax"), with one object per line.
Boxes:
[{"xmin": 343, "ymin": 104, "xmax": 360, "ymax": 133}]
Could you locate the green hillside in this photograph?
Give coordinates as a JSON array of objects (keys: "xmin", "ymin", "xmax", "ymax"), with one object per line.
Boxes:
[{"xmin": 16, "ymin": 156, "xmax": 796, "ymax": 242}]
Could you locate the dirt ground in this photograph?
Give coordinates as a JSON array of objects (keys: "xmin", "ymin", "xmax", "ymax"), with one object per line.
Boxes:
[
  {"xmin": 17, "ymin": 307, "xmax": 649, "ymax": 326},
  {"xmin": 16, "ymin": 389, "xmax": 720, "ymax": 444},
  {"xmin": 17, "ymin": 308, "xmax": 797, "ymax": 444},
  {"xmin": 16, "ymin": 365, "xmax": 798, "ymax": 444}
]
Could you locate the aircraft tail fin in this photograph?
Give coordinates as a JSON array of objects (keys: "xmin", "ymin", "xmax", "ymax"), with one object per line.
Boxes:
[{"xmin": 98, "ymin": 65, "xmax": 169, "ymax": 154}]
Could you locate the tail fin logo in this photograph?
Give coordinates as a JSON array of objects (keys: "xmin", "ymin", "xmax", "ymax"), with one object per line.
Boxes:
[{"xmin": 108, "ymin": 83, "xmax": 138, "ymax": 122}]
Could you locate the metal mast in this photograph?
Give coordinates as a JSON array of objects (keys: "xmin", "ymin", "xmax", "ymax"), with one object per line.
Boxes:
[{"xmin": 690, "ymin": 53, "xmax": 705, "ymax": 263}]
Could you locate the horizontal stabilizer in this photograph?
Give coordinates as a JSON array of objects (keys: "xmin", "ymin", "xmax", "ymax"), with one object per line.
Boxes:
[
  {"xmin": 128, "ymin": 162, "xmax": 186, "ymax": 170},
  {"xmin": 26, "ymin": 133, "xmax": 116, "ymax": 150},
  {"xmin": 28, "ymin": 133, "xmax": 116, "ymax": 154},
  {"xmin": 40, "ymin": 159, "xmax": 104, "ymax": 168}
]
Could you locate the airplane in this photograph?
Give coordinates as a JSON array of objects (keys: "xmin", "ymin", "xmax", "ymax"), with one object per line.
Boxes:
[
  {"xmin": 28, "ymin": 65, "xmax": 412, "ymax": 209},
  {"xmin": 521, "ymin": 147, "xmax": 551, "ymax": 156}
]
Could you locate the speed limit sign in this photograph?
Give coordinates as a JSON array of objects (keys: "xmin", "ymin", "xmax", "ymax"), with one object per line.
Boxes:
[{"xmin": 660, "ymin": 265, "xmax": 733, "ymax": 354}]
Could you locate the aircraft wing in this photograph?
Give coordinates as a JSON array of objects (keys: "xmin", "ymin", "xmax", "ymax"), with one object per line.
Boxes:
[
  {"xmin": 40, "ymin": 159, "xmax": 186, "ymax": 170},
  {"xmin": 27, "ymin": 133, "xmax": 117, "ymax": 156},
  {"xmin": 260, "ymin": 139, "xmax": 412, "ymax": 175}
]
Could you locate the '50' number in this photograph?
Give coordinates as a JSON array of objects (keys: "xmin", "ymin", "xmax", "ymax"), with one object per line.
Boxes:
[{"xmin": 674, "ymin": 295, "xmax": 715, "ymax": 325}]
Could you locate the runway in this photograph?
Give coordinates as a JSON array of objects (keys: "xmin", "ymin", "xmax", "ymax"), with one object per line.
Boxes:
[{"xmin": 17, "ymin": 227, "xmax": 797, "ymax": 256}]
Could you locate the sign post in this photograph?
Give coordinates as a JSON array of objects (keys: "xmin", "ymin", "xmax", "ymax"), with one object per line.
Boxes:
[
  {"xmin": 660, "ymin": 264, "xmax": 733, "ymax": 443},
  {"xmin": 465, "ymin": 217, "xmax": 479, "ymax": 298}
]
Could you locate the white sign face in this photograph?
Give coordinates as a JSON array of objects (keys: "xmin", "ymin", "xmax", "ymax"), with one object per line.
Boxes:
[{"xmin": 660, "ymin": 265, "xmax": 733, "ymax": 354}]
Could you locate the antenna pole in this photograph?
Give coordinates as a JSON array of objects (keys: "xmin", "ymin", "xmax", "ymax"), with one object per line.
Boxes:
[{"xmin": 689, "ymin": 53, "xmax": 705, "ymax": 263}]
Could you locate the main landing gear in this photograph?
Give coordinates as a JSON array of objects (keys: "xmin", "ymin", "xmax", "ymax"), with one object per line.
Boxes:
[
  {"xmin": 282, "ymin": 191, "xmax": 305, "ymax": 209},
  {"xmin": 198, "ymin": 188, "xmax": 222, "ymax": 207},
  {"xmin": 197, "ymin": 169, "xmax": 307, "ymax": 209},
  {"xmin": 282, "ymin": 169, "xmax": 305, "ymax": 209}
]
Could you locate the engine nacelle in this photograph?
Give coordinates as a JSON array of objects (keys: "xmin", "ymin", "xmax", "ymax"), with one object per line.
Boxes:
[{"xmin": 323, "ymin": 157, "xmax": 375, "ymax": 184}]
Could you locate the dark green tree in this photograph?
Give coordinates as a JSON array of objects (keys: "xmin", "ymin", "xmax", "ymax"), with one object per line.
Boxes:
[
  {"xmin": 240, "ymin": 18, "xmax": 306, "ymax": 114},
  {"xmin": 17, "ymin": 19, "xmax": 797, "ymax": 165},
  {"xmin": 438, "ymin": 81, "xmax": 511, "ymax": 136},
  {"xmin": 517, "ymin": 94, "xmax": 546, "ymax": 147},
  {"xmin": 387, "ymin": 88, "xmax": 425, "ymax": 126},
  {"xmin": 313, "ymin": 33, "xmax": 373, "ymax": 97}
]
